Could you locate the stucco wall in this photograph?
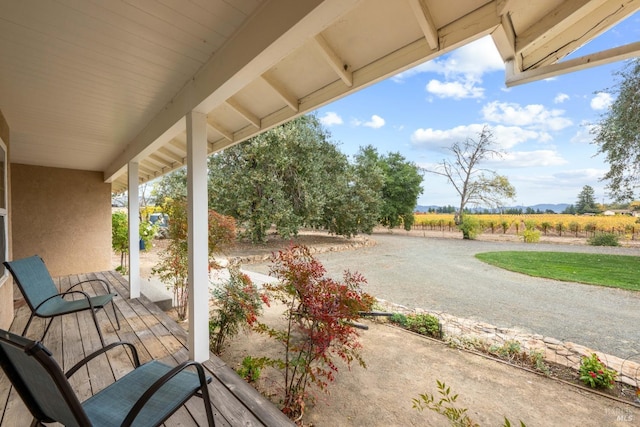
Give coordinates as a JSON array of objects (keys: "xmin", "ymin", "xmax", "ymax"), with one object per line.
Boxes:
[
  {"xmin": 0, "ymin": 110, "xmax": 12, "ymax": 330},
  {"xmin": 11, "ymin": 164, "xmax": 111, "ymax": 277}
]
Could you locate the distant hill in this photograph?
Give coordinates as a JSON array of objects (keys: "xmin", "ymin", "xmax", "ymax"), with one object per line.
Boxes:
[{"xmin": 415, "ymin": 204, "xmax": 569, "ymax": 213}]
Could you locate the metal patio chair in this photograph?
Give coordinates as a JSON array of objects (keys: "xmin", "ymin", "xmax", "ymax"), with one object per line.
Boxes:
[
  {"xmin": 4, "ymin": 255, "xmax": 120, "ymax": 346},
  {"xmin": 0, "ymin": 329, "xmax": 215, "ymax": 426}
]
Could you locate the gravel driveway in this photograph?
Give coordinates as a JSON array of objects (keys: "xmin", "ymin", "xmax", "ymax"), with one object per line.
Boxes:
[{"xmin": 245, "ymin": 233, "xmax": 640, "ymax": 359}]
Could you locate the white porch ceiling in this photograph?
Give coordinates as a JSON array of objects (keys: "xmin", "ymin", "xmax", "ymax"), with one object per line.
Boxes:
[{"xmin": 0, "ymin": 0, "xmax": 638, "ymax": 193}]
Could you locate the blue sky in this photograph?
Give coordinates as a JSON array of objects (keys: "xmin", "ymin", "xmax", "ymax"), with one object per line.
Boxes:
[{"xmin": 314, "ymin": 12, "xmax": 640, "ymax": 208}]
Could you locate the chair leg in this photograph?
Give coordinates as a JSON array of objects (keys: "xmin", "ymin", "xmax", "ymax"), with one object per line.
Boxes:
[
  {"xmin": 22, "ymin": 314, "xmax": 35, "ymax": 338},
  {"xmin": 40, "ymin": 318, "xmax": 54, "ymax": 342},
  {"xmin": 91, "ymin": 309, "xmax": 106, "ymax": 347},
  {"xmin": 199, "ymin": 381, "xmax": 216, "ymax": 426},
  {"xmin": 111, "ymin": 301, "xmax": 120, "ymax": 331}
]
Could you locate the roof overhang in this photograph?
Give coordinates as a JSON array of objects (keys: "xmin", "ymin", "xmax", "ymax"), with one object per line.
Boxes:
[{"xmin": 1, "ymin": 0, "xmax": 638, "ymax": 193}]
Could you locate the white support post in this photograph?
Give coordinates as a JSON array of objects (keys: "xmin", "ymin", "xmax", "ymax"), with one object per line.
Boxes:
[
  {"xmin": 128, "ymin": 162, "xmax": 141, "ymax": 298},
  {"xmin": 186, "ymin": 111, "xmax": 209, "ymax": 362}
]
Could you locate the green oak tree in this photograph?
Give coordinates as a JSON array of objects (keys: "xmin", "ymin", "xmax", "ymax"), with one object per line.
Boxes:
[
  {"xmin": 208, "ymin": 115, "xmax": 381, "ymax": 242},
  {"xmin": 376, "ymin": 149, "xmax": 424, "ymax": 230},
  {"xmin": 321, "ymin": 146, "xmax": 384, "ymax": 237},
  {"xmin": 592, "ymin": 59, "xmax": 640, "ymax": 201}
]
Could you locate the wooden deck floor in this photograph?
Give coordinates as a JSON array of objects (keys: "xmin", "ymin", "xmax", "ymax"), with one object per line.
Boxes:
[{"xmin": 0, "ymin": 270, "xmax": 294, "ymax": 427}]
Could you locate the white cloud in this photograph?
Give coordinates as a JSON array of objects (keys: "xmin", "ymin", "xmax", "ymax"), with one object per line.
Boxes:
[
  {"xmin": 319, "ymin": 111, "xmax": 343, "ymax": 126},
  {"xmin": 393, "ymin": 36, "xmax": 504, "ymax": 100},
  {"xmin": 351, "ymin": 115, "xmax": 386, "ymax": 129},
  {"xmin": 426, "ymin": 79, "xmax": 484, "ymax": 99},
  {"xmin": 570, "ymin": 121, "xmax": 598, "ymax": 144},
  {"xmin": 590, "ymin": 92, "xmax": 613, "ymax": 110},
  {"xmin": 363, "ymin": 115, "xmax": 385, "ymax": 129},
  {"xmin": 498, "ymin": 150, "xmax": 568, "ymax": 168},
  {"xmin": 554, "ymin": 93, "xmax": 569, "ymax": 104},
  {"xmin": 410, "ymin": 124, "xmax": 540, "ymax": 151},
  {"xmin": 553, "ymin": 168, "xmax": 607, "ymax": 183},
  {"xmin": 482, "ymin": 101, "xmax": 573, "ymax": 131},
  {"xmin": 396, "ymin": 36, "xmax": 504, "ymax": 81},
  {"xmin": 491, "ymin": 126, "xmax": 543, "ymax": 148}
]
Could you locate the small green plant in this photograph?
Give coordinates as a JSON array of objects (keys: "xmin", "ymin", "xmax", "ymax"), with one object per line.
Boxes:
[
  {"xmin": 529, "ymin": 350, "xmax": 551, "ymax": 376},
  {"xmin": 489, "ymin": 340, "xmax": 521, "ymax": 360},
  {"xmin": 587, "ymin": 232, "xmax": 620, "ymax": 246},
  {"xmin": 236, "ymin": 356, "xmax": 267, "ymax": 383},
  {"xmin": 389, "ymin": 312, "xmax": 407, "ymax": 326},
  {"xmin": 579, "ymin": 353, "xmax": 617, "ymax": 389},
  {"xmin": 413, "ymin": 380, "xmax": 478, "ymax": 426},
  {"xmin": 405, "ymin": 313, "xmax": 441, "ymax": 338},
  {"xmin": 413, "ymin": 380, "xmax": 526, "ymax": 427},
  {"xmin": 209, "ymin": 266, "xmax": 266, "ymax": 355}
]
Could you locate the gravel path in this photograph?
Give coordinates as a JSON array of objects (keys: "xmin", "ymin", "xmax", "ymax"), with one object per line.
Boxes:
[{"xmin": 244, "ymin": 233, "xmax": 640, "ymax": 359}]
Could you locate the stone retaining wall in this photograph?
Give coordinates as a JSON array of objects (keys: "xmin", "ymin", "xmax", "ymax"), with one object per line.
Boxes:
[
  {"xmin": 229, "ymin": 236, "xmax": 376, "ymax": 265},
  {"xmin": 376, "ymin": 299, "xmax": 640, "ymax": 390}
]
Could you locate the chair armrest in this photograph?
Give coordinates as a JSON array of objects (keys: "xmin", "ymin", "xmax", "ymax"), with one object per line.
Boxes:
[
  {"xmin": 33, "ymin": 290, "xmax": 94, "ymax": 313},
  {"xmin": 65, "ymin": 341, "xmax": 140, "ymax": 379},
  {"xmin": 122, "ymin": 361, "xmax": 211, "ymax": 427},
  {"xmin": 69, "ymin": 277, "xmax": 114, "ymax": 294}
]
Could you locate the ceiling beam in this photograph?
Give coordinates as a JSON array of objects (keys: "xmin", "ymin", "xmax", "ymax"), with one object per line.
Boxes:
[
  {"xmin": 104, "ymin": 0, "xmax": 360, "ymax": 182},
  {"xmin": 522, "ymin": 0, "xmax": 640, "ymax": 69},
  {"xmin": 439, "ymin": 1, "xmax": 500, "ymax": 51},
  {"xmin": 148, "ymin": 153, "xmax": 174, "ymax": 169},
  {"xmin": 516, "ymin": 0, "xmax": 604, "ymax": 54},
  {"xmin": 496, "ymin": 0, "xmax": 513, "ymax": 17},
  {"xmin": 207, "ymin": 122, "xmax": 233, "ymax": 142},
  {"xmin": 407, "ymin": 0, "xmax": 439, "ymax": 50},
  {"xmin": 491, "ymin": 14, "xmax": 517, "ymax": 64},
  {"xmin": 225, "ymin": 99, "xmax": 261, "ymax": 128},
  {"xmin": 313, "ymin": 34, "xmax": 353, "ymax": 87},
  {"xmin": 158, "ymin": 146, "xmax": 185, "ymax": 164},
  {"xmin": 260, "ymin": 74, "xmax": 299, "ymax": 112},
  {"xmin": 506, "ymin": 41, "xmax": 640, "ymax": 87}
]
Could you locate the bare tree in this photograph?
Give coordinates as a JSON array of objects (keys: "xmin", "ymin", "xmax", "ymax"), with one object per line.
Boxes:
[{"xmin": 426, "ymin": 126, "xmax": 516, "ymax": 225}]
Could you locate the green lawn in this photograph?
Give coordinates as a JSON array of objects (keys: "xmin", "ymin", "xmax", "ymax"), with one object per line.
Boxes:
[{"xmin": 475, "ymin": 251, "xmax": 640, "ymax": 291}]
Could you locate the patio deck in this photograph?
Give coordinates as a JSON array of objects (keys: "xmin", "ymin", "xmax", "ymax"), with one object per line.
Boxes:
[{"xmin": 0, "ymin": 270, "xmax": 294, "ymax": 426}]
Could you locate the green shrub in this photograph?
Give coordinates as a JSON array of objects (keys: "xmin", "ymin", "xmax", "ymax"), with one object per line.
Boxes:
[
  {"xmin": 587, "ymin": 232, "xmax": 620, "ymax": 246},
  {"xmin": 236, "ymin": 356, "xmax": 266, "ymax": 383},
  {"xmin": 458, "ymin": 216, "xmax": 481, "ymax": 240},
  {"xmin": 579, "ymin": 353, "xmax": 617, "ymax": 389},
  {"xmin": 389, "ymin": 313, "xmax": 408, "ymax": 326},
  {"xmin": 405, "ymin": 313, "xmax": 441, "ymax": 338},
  {"xmin": 522, "ymin": 229, "xmax": 540, "ymax": 243},
  {"xmin": 489, "ymin": 340, "xmax": 521, "ymax": 359},
  {"xmin": 209, "ymin": 266, "xmax": 265, "ymax": 355}
]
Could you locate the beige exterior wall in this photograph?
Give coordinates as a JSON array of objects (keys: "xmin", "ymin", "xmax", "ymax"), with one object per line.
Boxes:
[
  {"xmin": 0, "ymin": 110, "xmax": 11, "ymax": 330},
  {"xmin": 11, "ymin": 164, "xmax": 111, "ymax": 277}
]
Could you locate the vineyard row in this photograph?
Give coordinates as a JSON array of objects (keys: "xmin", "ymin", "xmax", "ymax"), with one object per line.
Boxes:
[{"xmin": 413, "ymin": 213, "xmax": 640, "ymax": 238}]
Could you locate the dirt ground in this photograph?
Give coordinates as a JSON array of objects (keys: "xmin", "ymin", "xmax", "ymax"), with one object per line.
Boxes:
[{"xmin": 131, "ymin": 229, "xmax": 640, "ymax": 426}]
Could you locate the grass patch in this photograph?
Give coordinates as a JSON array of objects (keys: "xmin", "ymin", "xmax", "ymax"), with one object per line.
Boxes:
[{"xmin": 475, "ymin": 251, "xmax": 640, "ymax": 291}]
